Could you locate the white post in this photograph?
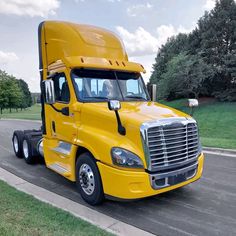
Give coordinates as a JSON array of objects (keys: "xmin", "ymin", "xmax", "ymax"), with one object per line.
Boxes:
[{"xmin": 152, "ymin": 84, "xmax": 157, "ymax": 102}]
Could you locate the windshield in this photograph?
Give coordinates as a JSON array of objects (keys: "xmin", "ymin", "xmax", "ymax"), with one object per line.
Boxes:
[{"xmin": 71, "ymin": 69, "xmax": 150, "ymax": 102}]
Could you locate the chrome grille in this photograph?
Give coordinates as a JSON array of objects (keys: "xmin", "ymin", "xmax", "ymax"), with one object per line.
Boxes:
[{"xmin": 141, "ymin": 118, "xmax": 200, "ymax": 171}]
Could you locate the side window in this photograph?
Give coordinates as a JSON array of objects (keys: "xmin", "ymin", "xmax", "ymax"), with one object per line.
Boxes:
[{"xmin": 53, "ymin": 73, "xmax": 70, "ymax": 103}]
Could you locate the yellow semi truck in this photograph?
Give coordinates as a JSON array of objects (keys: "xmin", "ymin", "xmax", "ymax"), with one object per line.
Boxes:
[{"xmin": 12, "ymin": 21, "xmax": 204, "ymax": 205}]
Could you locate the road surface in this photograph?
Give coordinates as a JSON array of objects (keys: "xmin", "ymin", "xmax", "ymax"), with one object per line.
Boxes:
[{"xmin": 0, "ymin": 120, "xmax": 236, "ymax": 236}]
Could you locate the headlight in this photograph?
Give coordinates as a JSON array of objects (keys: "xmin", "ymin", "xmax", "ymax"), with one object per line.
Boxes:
[{"xmin": 111, "ymin": 147, "xmax": 144, "ymax": 168}]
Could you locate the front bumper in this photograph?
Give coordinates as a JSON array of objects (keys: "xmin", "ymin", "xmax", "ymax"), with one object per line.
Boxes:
[{"xmin": 97, "ymin": 153, "xmax": 204, "ymax": 199}]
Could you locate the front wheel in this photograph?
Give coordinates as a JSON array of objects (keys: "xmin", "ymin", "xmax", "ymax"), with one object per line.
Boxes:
[{"xmin": 76, "ymin": 153, "xmax": 104, "ymax": 205}]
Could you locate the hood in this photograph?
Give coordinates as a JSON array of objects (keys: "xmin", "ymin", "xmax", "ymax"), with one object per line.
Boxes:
[
  {"xmin": 118, "ymin": 101, "xmax": 190, "ymax": 125},
  {"xmin": 81, "ymin": 101, "xmax": 190, "ymax": 130}
]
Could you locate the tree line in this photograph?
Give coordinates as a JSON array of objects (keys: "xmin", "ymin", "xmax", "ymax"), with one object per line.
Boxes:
[
  {"xmin": 150, "ymin": 0, "xmax": 236, "ymax": 101},
  {"xmin": 0, "ymin": 70, "xmax": 32, "ymax": 114}
]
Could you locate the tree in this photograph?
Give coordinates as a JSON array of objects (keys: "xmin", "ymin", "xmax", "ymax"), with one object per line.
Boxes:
[
  {"xmin": 0, "ymin": 70, "xmax": 31, "ymax": 113},
  {"xmin": 198, "ymin": 0, "xmax": 236, "ymax": 93},
  {"xmin": 150, "ymin": 33, "xmax": 189, "ymax": 85},
  {"xmin": 0, "ymin": 77, "xmax": 9, "ymax": 114},
  {"xmin": 18, "ymin": 79, "xmax": 32, "ymax": 109},
  {"xmin": 5, "ymin": 77, "xmax": 24, "ymax": 112},
  {"xmin": 157, "ymin": 53, "xmax": 213, "ymax": 100},
  {"xmin": 150, "ymin": 0, "xmax": 236, "ymax": 101}
]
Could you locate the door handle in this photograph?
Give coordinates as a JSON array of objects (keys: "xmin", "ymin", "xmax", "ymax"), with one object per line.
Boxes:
[{"xmin": 52, "ymin": 121, "xmax": 56, "ymax": 133}]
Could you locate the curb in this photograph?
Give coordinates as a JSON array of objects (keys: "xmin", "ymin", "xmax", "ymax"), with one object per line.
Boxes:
[
  {"xmin": 0, "ymin": 167, "xmax": 154, "ymax": 236},
  {"xmin": 0, "ymin": 118, "xmax": 41, "ymax": 123},
  {"xmin": 203, "ymin": 147, "xmax": 236, "ymax": 157},
  {"xmin": 203, "ymin": 147, "xmax": 236, "ymax": 155}
]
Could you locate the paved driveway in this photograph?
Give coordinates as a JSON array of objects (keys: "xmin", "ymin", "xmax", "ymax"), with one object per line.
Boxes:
[{"xmin": 0, "ymin": 120, "xmax": 236, "ymax": 236}]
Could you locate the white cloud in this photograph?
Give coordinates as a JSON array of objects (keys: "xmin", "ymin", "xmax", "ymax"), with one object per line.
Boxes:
[
  {"xmin": 116, "ymin": 24, "xmax": 194, "ymax": 57},
  {"xmin": 203, "ymin": 0, "xmax": 216, "ymax": 11},
  {"xmin": 0, "ymin": 0, "xmax": 60, "ymax": 17},
  {"xmin": 0, "ymin": 51, "xmax": 18, "ymax": 64},
  {"xmin": 107, "ymin": 0, "xmax": 121, "ymax": 2},
  {"xmin": 74, "ymin": 0, "xmax": 85, "ymax": 2},
  {"xmin": 127, "ymin": 2, "xmax": 152, "ymax": 17},
  {"xmin": 116, "ymin": 24, "xmax": 195, "ymax": 79},
  {"xmin": 156, "ymin": 24, "xmax": 192, "ymax": 46},
  {"xmin": 130, "ymin": 54, "xmax": 156, "ymax": 83},
  {"xmin": 203, "ymin": 0, "xmax": 236, "ymax": 10},
  {"xmin": 116, "ymin": 26, "xmax": 158, "ymax": 57}
]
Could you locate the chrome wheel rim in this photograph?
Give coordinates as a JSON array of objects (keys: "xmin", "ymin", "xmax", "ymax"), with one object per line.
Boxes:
[
  {"xmin": 79, "ymin": 164, "xmax": 95, "ymax": 195},
  {"xmin": 23, "ymin": 140, "xmax": 29, "ymax": 159},
  {"xmin": 13, "ymin": 136, "xmax": 19, "ymax": 153}
]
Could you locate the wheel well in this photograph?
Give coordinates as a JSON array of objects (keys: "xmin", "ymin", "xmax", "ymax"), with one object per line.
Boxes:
[{"xmin": 75, "ymin": 146, "xmax": 96, "ymax": 165}]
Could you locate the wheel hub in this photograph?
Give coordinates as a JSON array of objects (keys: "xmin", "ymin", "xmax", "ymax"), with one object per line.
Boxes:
[
  {"xmin": 79, "ymin": 164, "xmax": 95, "ymax": 195},
  {"xmin": 13, "ymin": 136, "xmax": 19, "ymax": 153},
  {"xmin": 23, "ymin": 140, "xmax": 29, "ymax": 159}
]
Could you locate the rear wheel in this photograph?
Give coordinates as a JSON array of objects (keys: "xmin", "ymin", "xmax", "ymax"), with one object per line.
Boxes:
[
  {"xmin": 76, "ymin": 153, "xmax": 104, "ymax": 205},
  {"xmin": 12, "ymin": 131, "xmax": 24, "ymax": 158},
  {"xmin": 22, "ymin": 136, "xmax": 34, "ymax": 164}
]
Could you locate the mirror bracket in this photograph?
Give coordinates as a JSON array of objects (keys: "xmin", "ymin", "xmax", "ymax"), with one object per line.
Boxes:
[
  {"xmin": 108, "ymin": 100, "xmax": 126, "ymax": 135},
  {"xmin": 61, "ymin": 107, "xmax": 69, "ymax": 116},
  {"xmin": 115, "ymin": 110, "xmax": 126, "ymax": 135}
]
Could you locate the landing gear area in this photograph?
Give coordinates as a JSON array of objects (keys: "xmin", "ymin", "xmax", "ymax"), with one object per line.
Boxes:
[{"xmin": 12, "ymin": 130, "xmax": 43, "ymax": 164}]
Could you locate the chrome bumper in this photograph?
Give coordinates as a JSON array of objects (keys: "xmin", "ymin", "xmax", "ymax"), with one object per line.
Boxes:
[{"xmin": 149, "ymin": 161, "xmax": 198, "ymax": 189}]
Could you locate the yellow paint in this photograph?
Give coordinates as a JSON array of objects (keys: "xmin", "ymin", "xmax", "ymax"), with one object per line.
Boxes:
[
  {"xmin": 98, "ymin": 154, "xmax": 204, "ymax": 199},
  {"xmin": 40, "ymin": 21, "xmax": 204, "ymax": 199}
]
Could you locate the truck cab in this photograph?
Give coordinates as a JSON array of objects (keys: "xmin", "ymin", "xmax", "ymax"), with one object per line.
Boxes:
[{"xmin": 12, "ymin": 21, "xmax": 204, "ymax": 205}]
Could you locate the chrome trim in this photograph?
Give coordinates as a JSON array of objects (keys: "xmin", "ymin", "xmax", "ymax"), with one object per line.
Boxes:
[
  {"xmin": 140, "ymin": 117, "xmax": 200, "ymax": 172},
  {"xmin": 37, "ymin": 138, "xmax": 44, "ymax": 157},
  {"xmin": 149, "ymin": 161, "xmax": 198, "ymax": 189},
  {"xmin": 52, "ymin": 141, "xmax": 72, "ymax": 156},
  {"xmin": 48, "ymin": 163, "xmax": 69, "ymax": 174}
]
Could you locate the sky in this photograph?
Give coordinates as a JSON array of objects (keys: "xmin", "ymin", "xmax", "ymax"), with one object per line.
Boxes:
[{"xmin": 0, "ymin": 0, "xmax": 216, "ymax": 92}]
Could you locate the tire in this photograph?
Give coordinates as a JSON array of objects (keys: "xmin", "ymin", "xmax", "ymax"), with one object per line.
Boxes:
[
  {"xmin": 76, "ymin": 153, "xmax": 104, "ymax": 205},
  {"xmin": 22, "ymin": 136, "xmax": 34, "ymax": 164},
  {"xmin": 12, "ymin": 131, "xmax": 24, "ymax": 158}
]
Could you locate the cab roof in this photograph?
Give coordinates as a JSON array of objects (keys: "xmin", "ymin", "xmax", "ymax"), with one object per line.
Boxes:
[{"xmin": 38, "ymin": 21, "xmax": 145, "ymax": 74}]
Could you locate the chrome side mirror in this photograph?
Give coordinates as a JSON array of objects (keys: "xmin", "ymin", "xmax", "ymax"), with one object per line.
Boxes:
[
  {"xmin": 43, "ymin": 79, "xmax": 55, "ymax": 104},
  {"xmin": 108, "ymin": 100, "xmax": 121, "ymax": 111}
]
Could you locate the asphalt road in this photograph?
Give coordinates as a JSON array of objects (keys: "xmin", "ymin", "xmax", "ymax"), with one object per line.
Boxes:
[{"xmin": 0, "ymin": 120, "xmax": 236, "ymax": 236}]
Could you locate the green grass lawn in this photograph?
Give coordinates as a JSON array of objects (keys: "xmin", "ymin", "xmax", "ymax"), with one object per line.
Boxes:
[
  {"xmin": 1, "ymin": 100, "xmax": 235, "ymax": 149},
  {"xmin": 0, "ymin": 180, "xmax": 111, "ymax": 236},
  {"xmin": 0, "ymin": 104, "xmax": 41, "ymax": 120},
  {"xmin": 160, "ymin": 99, "xmax": 236, "ymax": 149}
]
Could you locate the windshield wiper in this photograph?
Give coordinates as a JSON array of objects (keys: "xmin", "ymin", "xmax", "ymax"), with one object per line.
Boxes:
[{"xmin": 125, "ymin": 96, "xmax": 146, "ymax": 100}]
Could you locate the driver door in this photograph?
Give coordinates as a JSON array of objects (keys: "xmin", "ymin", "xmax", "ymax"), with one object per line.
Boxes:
[{"xmin": 49, "ymin": 72, "xmax": 76, "ymax": 142}]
